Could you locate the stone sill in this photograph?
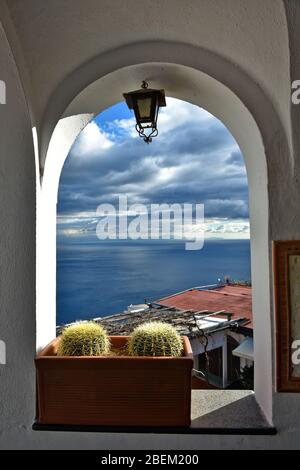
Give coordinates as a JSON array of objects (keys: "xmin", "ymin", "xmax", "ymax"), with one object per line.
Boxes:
[{"xmin": 33, "ymin": 390, "xmax": 276, "ymax": 436}]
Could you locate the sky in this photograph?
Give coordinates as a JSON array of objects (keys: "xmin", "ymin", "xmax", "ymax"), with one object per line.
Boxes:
[{"xmin": 57, "ymin": 98, "xmax": 249, "ymax": 240}]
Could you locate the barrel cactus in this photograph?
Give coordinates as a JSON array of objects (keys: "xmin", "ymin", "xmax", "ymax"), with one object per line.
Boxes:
[
  {"xmin": 57, "ymin": 322, "xmax": 110, "ymax": 356},
  {"xmin": 128, "ymin": 322, "xmax": 183, "ymax": 357}
]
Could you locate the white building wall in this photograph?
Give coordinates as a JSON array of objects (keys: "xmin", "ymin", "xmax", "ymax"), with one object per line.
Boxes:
[{"xmin": 190, "ymin": 332, "xmax": 226, "ymax": 356}]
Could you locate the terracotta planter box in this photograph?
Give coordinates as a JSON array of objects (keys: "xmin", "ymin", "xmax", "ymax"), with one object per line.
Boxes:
[{"xmin": 35, "ymin": 336, "xmax": 193, "ymax": 427}]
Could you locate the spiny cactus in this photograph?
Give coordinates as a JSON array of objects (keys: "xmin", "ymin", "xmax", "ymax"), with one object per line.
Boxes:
[
  {"xmin": 57, "ymin": 322, "xmax": 110, "ymax": 356},
  {"xmin": 127, "ymin": 322, "xmax": 184, "ymax": 357}
]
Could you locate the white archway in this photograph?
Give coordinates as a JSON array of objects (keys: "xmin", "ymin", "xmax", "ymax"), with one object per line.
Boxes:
[{"xmin": 37, "ymin": 49, "xmax": 289, "ymax": 424}]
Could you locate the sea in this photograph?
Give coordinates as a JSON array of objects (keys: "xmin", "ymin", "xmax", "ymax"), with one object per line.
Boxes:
[{"xmin": 56, "ymin": 236, "xmax": 251, "ymax": 326}]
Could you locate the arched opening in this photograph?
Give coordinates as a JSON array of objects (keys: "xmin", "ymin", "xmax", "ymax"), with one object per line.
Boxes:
[
  {"xmin": 56, "ymin": 97, "xmax": 252, "ymax": 393},
  {"xmin": 37, "ymin": 58, "xmax": 272, "ymax": 423},
  {"xmin": 57, "ymin": 99, "xmax": 250, "ymax": 317}
]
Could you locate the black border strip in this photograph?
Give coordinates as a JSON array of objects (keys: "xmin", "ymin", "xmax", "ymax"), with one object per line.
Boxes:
[{"xmin": 32, "ymin": 422, "xmax": 277, "ymax": 436}]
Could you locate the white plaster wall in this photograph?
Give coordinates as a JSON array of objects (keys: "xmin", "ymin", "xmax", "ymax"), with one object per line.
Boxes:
[
  {"xmin": 2, "ymin": 0, "xmax": 300, "ymax": 450},
  {"xmin": 0, "ymin": 18, "xmax": 36, "ymax": 443},
  {"xmin": 191, "ymin": 332, "xmax": 226, "ymax": 356},
  {"xmin": 37, "ymin": 114, "xmax": 93, "ymax": 350}
]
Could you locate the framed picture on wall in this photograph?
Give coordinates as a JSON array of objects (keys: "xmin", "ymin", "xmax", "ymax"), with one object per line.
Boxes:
[{"xmin": 274, "ymin": 241, "xmax": 300, "ymax": 392}]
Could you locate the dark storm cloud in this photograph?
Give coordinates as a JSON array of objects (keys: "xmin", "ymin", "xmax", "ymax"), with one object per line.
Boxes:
[{"xmin": 57, "ymin": 99, "xmax": 248, "ymax": 219}]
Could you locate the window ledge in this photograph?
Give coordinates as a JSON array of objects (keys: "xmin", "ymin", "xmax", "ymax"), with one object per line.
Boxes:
[
  {"xmin": 190, "ymin": 390, "xmax": 274, "ymax": 433},
  {"xmin": 33, "ymin": 390, "xmax": 276, "ymax": 436}
]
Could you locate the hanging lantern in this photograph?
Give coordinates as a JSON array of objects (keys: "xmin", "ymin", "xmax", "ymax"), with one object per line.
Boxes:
[{"xmin": 123, "ymin": 81, "xmax": 166, "ymax": 144}]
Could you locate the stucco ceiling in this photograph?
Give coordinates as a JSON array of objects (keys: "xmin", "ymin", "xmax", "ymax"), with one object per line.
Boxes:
[{"xmin": 5, "ymin": 0, "xmax": 289, "ymax": 130}]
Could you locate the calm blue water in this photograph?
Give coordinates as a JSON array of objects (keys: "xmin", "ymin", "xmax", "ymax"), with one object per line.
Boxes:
[{"xmin": 56, "ymin": 237, "xmax": 251, "ymax": 325}]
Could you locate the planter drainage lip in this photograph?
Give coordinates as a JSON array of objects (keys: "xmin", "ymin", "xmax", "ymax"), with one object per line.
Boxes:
[{"xmin": 32, "ymin": 422, "xmax": 277, "ymax": 436}]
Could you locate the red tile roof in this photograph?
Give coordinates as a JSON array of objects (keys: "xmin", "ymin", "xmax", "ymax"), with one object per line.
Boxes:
[{"xmin": 158, "ymin": 285, "xmax": 253, "ymax": 329}]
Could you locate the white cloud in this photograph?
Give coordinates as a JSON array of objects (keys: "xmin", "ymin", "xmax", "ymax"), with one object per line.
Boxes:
[
  {"xmin": 73, "ymin": 121, "xmax": 113, "ymax": 158},
  {"xmin": 158, "ymin": 98, "xmax": 214, "ymax": 135},
  {"xmin": 155, "ymin": 166, "xmax": 178, "ymax": 184},
  {"xmin": 204, "ymin": 218, "xmax": 250, "ymax": 238},
  {"xmin": 104, "ymin": 98, "xmax": 215, "ymax": 141},
  {"xmin": 57, "ymin": 212, "xmax": 250, "ymax": 240}
]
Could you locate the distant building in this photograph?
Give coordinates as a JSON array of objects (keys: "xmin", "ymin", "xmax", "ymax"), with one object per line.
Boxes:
[{"xmin": 157, "ymin": 284, "xmax": 253, "ymax": 389}]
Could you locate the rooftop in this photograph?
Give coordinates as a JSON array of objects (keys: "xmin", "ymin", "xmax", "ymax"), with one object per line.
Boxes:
[
  {"xmin": 57, "ymin": 284, "xmax": 253, "ymax": 338},
  {"xmin": 92, "ymin": 305, "xmax": 251, "ymax": 343},
  {"xmin": 158, "ymin": 284, "xmax": 253, "ymax": 329}
]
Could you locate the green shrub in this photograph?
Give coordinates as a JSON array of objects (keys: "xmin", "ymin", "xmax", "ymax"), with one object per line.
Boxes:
[
  {"xmin": 57, "ymin": 322, "xmax": 110, "ymax": 356},
  {"xmin": 128, "ymin": 322, "xmax": 183, "ymax": 357}
]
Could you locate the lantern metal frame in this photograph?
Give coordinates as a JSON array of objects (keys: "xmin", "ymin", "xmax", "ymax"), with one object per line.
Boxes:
[{"xmin": 123, "ymin": 81, "xmax": 166, "ymax": 144}]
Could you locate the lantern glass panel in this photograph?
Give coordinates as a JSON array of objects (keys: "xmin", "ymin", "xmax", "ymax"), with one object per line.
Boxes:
[{"xmin": 137, "ymin": 97, "xmax": 152, "ymax": 120}]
